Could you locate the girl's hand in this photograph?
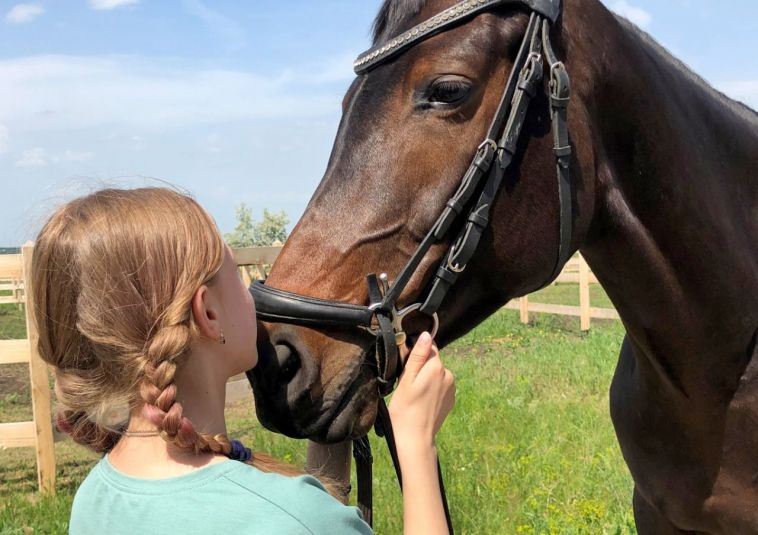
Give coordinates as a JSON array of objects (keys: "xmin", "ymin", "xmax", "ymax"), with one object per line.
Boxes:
[{"xmin": 388, "ymin": 331, "xmax": 456, "ymax": 450}]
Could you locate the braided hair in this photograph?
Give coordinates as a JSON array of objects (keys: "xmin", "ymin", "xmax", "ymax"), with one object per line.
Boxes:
[{"xmin": 31, "ymin": 188, "xmax": 314, "ymax": 482}]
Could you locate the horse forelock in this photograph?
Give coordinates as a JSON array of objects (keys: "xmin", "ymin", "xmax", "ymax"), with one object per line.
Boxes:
[{"xmin": 372, "ymin": 0, "xmax": 429, "ymax": 44}]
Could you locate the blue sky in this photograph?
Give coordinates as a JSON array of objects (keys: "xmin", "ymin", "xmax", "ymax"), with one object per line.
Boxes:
[{"xmin": 1, "ymin": 0, "xmax": 756, "ymax": 246}]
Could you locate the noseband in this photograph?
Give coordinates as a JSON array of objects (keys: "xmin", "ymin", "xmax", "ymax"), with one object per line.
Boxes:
[{"xmin": 251, "ymin": 0, "xmax": 571, "ymax": 531}]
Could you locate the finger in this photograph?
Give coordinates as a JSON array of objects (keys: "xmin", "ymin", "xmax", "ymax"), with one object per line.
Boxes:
[
  {"xmin": 401, "ymin": 331, "xmax": 433, "ymax": 379},
  {"xmin": 398, "ymin": 342, "xmax": 411, "ymax": 365}
]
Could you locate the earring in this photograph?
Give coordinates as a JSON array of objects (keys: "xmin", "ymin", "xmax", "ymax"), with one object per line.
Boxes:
[{"xmin": 219, "ymin": 331, "xmax": 226, "ymax": 345}]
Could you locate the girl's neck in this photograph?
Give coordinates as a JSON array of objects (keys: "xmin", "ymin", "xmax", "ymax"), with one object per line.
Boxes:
[{"xmin": 108, "ymin": 345, "xmax": 233, "ymax": 478}]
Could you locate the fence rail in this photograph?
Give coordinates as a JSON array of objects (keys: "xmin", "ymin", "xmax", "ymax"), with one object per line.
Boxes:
[
  {"xmin": 0, "ymin": 243, "xmax": 56, "ymax": 494},
  {"xmin": 503, "ymin": 254, "xmax": 618, "ymax": 330}
]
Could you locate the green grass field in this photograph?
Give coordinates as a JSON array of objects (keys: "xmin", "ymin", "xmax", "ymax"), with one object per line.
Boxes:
[{"xmin": 0, "ymin": 286, "xmax": 635, "ymax": 534}]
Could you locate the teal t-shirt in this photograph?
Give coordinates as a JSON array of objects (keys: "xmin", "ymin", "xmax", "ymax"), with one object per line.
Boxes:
[{"xmin": 69, "ymin": 456, "xmax": 373, "ymax": 535}]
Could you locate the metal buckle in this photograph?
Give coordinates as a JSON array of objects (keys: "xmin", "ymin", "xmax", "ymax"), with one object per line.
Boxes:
[
  {"xmin": 367, "ymin": 273, "xmax": 440, "ymax": 343},
  {"xmin": 477, "ymin": 138, "xmax": 498, "ymax": 153},
  {"xmin": 447, "ymin": 261, "xmax": 466, "ymax": 273},
  {"xmin": 523, "ymin": 52, "xmax": 543, "ymax": 78},
  {"xmin": 392, "ymin": 303, "xmax": 440, "ymax": 344},
  {"xmin": 445, "ymin": 242, "xmax": 467, "ymax": 274}
]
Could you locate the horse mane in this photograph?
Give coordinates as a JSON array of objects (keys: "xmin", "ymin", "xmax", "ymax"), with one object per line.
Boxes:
[
  {"xmin": 372, "ymin": 0, "xmax": 428, "ymax": 44},
  {"xmin": 614, "ymin": 15, "xmax": 758, "ymax": 123}
]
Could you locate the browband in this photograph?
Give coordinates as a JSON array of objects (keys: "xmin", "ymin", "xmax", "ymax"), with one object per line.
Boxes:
[{"xmin": 354, "ymin": 0, "xmax": 561, "ymax": 73}]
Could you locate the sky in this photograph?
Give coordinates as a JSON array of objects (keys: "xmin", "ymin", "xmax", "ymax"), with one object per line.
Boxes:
[{"xmin": 0, "ymin": 0, "xmax": 756, "ymax": 246}]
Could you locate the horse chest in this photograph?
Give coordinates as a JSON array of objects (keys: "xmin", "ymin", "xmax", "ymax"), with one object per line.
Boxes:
[{"xmin": 610, "ymin": 333, "xmax": 758, "ymax": 533}]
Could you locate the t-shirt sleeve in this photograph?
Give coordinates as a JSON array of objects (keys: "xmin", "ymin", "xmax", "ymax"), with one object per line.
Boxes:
[{"xmin": 289, "ymin": 475, "xmax": 374, "ymax": 535}]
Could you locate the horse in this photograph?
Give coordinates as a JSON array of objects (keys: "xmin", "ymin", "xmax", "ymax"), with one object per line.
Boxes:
[{"xmin": 248, "ymin": 0, "xmax": 758, "ymax": 532}]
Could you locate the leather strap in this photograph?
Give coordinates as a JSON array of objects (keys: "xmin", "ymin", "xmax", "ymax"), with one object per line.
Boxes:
[
  {"xmin": 373, "ymin": 398, "xmax": 454, "ymax": 533},
  {"xmin": 367, "ymin": 274, "xmax": 400, "ymax": 396},
  {"xmin": 420, "ymin": 14, "xmax": 544, "ymax": 316},
  {"xmin": 352, "ymin": 436, "xmax": 374, "ymax": 526},
  {"xmin": 251, "ymin": 280, "xmax": 374, "ymax": 328},
  {"xmin": 543, "ymin": 21, "xmax": 573, "ymax": 282},
  {"xmin": 354, "ymin": 0, "xmax": 560, "ymax": 73}
]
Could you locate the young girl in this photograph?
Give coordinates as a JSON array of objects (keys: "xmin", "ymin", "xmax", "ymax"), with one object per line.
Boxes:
[{"xmin": 32, "ymin": 187, "xmax": 456, "ymax": 534}]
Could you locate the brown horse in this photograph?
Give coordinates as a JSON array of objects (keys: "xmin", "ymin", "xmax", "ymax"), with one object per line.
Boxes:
[{"xmin": 248, "ymin": 0, "xmax": 758, "ymax": 532}]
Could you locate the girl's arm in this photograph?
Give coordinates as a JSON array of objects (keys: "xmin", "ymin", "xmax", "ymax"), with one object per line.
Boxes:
[{"xmin": 388, "ymin": 332, "xmax": 456, "ymax": 535}]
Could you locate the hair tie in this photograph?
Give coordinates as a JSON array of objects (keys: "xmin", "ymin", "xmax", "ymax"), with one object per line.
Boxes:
[{"xmin": 227, "ymin": 439, "xmax": 252, "ymax": 462}]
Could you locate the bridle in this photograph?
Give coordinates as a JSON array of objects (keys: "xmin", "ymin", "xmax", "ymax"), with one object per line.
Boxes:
[{"xmin": 250, "ymin": 0, "xmax": 572, "ymax": 531}]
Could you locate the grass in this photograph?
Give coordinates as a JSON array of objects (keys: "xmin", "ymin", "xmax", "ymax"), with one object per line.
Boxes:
[
  {"xmin": 0, "ymin": 288, "xmax": 635, "ymax": 534},
  {"xmin": 529, "ymin": 283, "xmax": 615, "ymax": 310}
]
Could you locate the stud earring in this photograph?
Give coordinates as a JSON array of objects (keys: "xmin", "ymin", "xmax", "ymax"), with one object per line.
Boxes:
[{"xmin": 219, "ymin": 331, "xmax": 226, "ymax": 345}]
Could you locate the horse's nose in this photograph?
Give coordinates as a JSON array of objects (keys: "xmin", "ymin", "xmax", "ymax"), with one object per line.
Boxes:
[
  {"xmin": 269, "ymin": 340, "xmax": 302, "ymax": 385},
  {"xmin": 251, "ymin": 326, "xmax": 312, "ymax": 390},
  {"xmin": 247, "ymin": 324, "xmax": 319, "ymax": 432}
]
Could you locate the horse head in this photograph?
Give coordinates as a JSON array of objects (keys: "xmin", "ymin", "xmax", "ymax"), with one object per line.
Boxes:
[{"xmin": 249, "ymin": 0, "xmax": 603, "ymax": 443}]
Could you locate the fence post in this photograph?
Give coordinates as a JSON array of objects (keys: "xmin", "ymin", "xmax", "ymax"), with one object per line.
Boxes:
[
  {"xmin": 579, "ymin": 254, "xmax": 591, "ymax": 331},
  {"xmin": 21, "ymin": 241, "xmax": 56, "ymax": 494},
  {"xmin": 16, "ymin": 279, "xmax": 23, "ymax": 311},
  {"xmin": 519, "ymin": 296, "xmax": 529, "ymax": 324}
]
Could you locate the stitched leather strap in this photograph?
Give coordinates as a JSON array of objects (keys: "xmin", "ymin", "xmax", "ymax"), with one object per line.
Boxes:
[
  {"xmin": 420, "ymin": 14, "xmax": 545, "ymax": 316},
  {"xmin": 251, "ymin": 280, "xmax": 374, "ymax": 328},
  {"xmin": 354, "ymin": 0, "xmax": 561, "ymax": 74}
]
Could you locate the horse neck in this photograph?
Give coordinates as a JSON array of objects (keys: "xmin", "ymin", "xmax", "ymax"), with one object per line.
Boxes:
[{"xmin": 576, "ymin": 9, "xmax": 758, "ymax": 358}]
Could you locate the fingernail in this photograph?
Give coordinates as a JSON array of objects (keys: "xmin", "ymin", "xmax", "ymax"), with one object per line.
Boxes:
[{"xmin": 418, "ymin": 331, "xmax": 431, "ymax": 344}]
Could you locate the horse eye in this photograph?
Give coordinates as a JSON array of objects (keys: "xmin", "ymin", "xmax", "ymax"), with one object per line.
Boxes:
[{"xmin": 427, "ymin": 78, "xmax": 471, "ymax": 105}]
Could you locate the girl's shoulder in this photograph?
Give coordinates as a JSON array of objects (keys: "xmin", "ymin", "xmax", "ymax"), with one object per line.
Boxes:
[
  {"xmin": 224, "ymin": 463, "xmax": 372, "ymax": 534},
  {"xmin": 70, "ymin": 456, "xmax": 372, "ymax": 535}
]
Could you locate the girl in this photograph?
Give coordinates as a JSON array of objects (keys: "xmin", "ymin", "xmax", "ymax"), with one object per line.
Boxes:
[{"xmin": 32, "ymin": 187, "xmax": 456, "ymax": 534}]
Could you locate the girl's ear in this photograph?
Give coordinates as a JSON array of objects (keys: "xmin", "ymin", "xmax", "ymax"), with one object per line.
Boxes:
[{"xmin": 191, "ymin": 285, "xmax": 221, "ymax": 340}]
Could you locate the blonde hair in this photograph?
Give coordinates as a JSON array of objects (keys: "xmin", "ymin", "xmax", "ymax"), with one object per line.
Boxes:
[{"xmin": 32, "ymin": 187, "xmax": 307, "ymax": 480}]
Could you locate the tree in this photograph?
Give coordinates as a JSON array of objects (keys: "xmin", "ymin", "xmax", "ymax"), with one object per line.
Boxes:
[
  {"xmin": 224, "ymin": 203, "xmax": 256, "ymax": 247},
  {"xmin": 255, "ymin": 209, "xmax": 289, "ymax": 246},
  {"xmin": 224, "ymin": 203, "xmax": 289, "ymax": 247}
]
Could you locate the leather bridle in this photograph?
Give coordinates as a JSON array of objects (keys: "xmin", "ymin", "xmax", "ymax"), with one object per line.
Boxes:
[{"xmin": 250, "ymin": 0, "xmax": 571, "ymax": 531}]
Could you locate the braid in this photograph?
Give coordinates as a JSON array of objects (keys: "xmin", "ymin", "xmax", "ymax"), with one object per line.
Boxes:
[
  {"xmin": 139, "ymin": 323, "xmax": 233, "ymax": 456},
  {"xmin": 56, "ymin": 409, "xmax": 120, "ymax": 453}
]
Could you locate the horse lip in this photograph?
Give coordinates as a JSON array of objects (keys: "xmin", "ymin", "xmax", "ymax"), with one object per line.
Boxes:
[{"xmin": 301, "ymin": 348, "xmax": 372, "ymax": 437}]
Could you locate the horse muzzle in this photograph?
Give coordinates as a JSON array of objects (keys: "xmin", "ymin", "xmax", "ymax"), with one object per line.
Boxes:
[{"xmin": 246, "ymin": 323, "xmax": 379, "ymax": 443}]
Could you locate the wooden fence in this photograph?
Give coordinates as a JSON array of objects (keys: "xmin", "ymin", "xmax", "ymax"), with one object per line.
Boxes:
[
  {"xmin": 0, "ymin": 243, "xmax": 617, "ymax": 493},
  {"xmin": 0, "ymin": 243, "xmax": 56, "ymax": 494},
  {"xmin": 503, "ymin": 254, "xmax": 619, "ymax": 330},
  {"xmin": 0, "ymin": 252, "xmax": 24, "ymax": 309}
]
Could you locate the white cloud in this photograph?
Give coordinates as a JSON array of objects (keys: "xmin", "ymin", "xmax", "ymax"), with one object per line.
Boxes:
[
  {"xmin": 206, "ymin": 132, "xmax": 221, "ymax": 153},
  {"xmin": 15, "ymin": 147, "xmax": 49, "ymax": 167},
  {"xmin": 0, "ymin": 125, "xmax": 8, "ymax": 154},
  {"xmin": 5, "ymin": 3, "xmax": 44, "ymax": 24},
  {"xmin": 13, "ymin": 147, "xmax": 92, "ymax": 166},
  {"xmin": 0, "ymin": 55, "xmax": 341, "ymax": 132},
  {"xmin": 610, "ymin": 0, "xmax": 652, "ymax": 28},
  {"xmin": 62, "ymin": 149, "xmax": 93, "ymax": 162},
  {"xmin": 89, "ymin": 0, "xmax": 139, "ymax": 10}
]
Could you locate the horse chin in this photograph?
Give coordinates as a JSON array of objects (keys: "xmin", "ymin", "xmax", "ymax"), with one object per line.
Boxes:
[
  {"xmin": 250, "ymin": 368, "xmax": 379, "ymax": 444},
  {"xmin": 313, "ymin": 379, "xmax": 379, "ymax": 443}
]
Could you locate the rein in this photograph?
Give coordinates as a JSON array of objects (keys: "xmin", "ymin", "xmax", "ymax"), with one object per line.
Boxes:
[{"xmin": 251, "ymin": 0, "xmax": 571, "ymax": 532}]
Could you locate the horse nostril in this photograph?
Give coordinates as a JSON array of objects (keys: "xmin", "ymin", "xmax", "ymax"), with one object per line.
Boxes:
[{"xmin": 275, "ymin": 342, "xmax": 301, "ymax": 384}]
